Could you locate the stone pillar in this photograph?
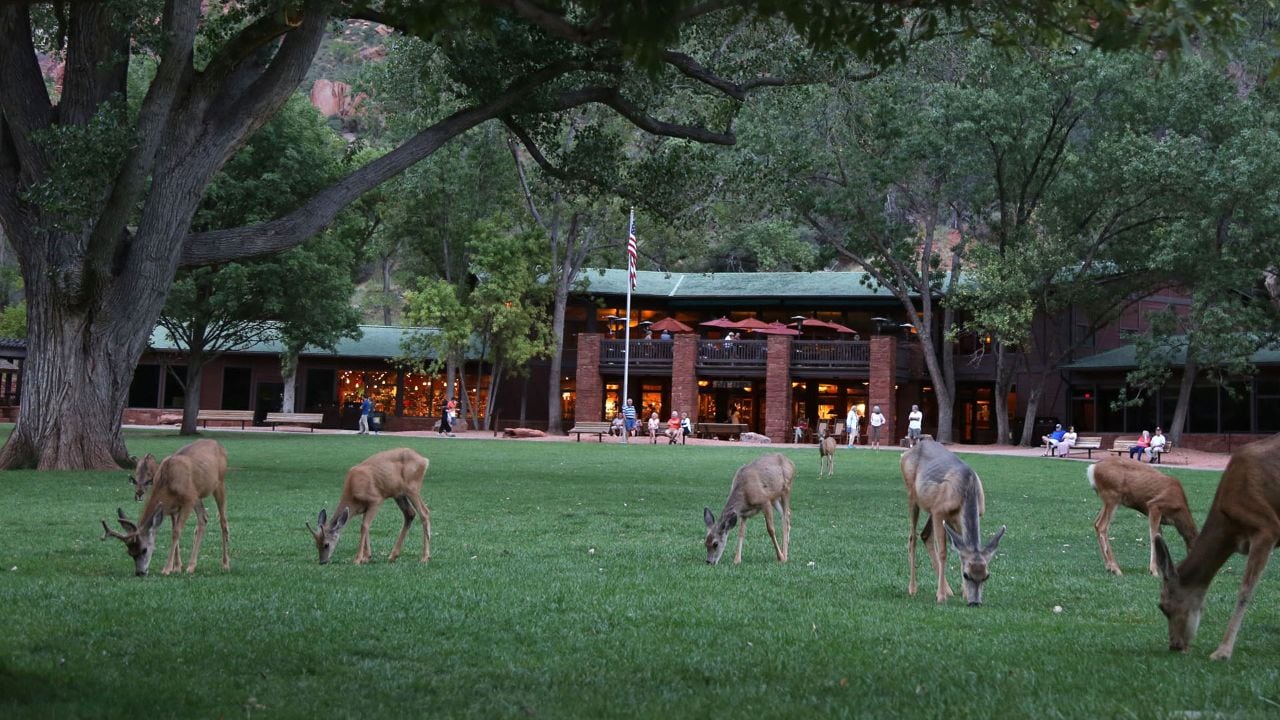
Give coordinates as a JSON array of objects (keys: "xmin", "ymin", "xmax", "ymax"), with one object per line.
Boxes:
[
  {"xmin": 670, "ymin": 334, "xmax": 699, "ymax": 421},
  {"xmin": 869, "ymin": 335, "xmax": 897, "ymax": 443},
  {"xmin": 575, "ymin": 333, "xmax": 603, "ymax": 424},
  {"xmin": 764, "ymin": 335, "xmax": 793, "ymax": 443}
]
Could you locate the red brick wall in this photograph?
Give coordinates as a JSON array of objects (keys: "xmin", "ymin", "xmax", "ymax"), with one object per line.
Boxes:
[
  {"xmin": 764, "ymin": 335, "xmax": 793, "ymax": 443},
  {"xmin": 671, "ymin": 333, "xmax": 699, "ymax": 422},
  {"xmin": 575, "ymin": 333, "xmax": 603, "ymax": 424},
  {"xmin": 870, "ymin": 336, "xmax": 897, "ymax": 441}
]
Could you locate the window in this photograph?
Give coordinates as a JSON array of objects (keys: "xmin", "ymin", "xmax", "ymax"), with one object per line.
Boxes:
[
  {"xmin": 1097, "ymin": 387, "xmax": 1124, "ymax": 432},
  {"xmin": 1257, "ymin": 379, "xmax": 1280, "ymax": 433},
  {"xmin": 162, "ymin": 365, "xmax": 187, "ymax": 408},
  {"xmin": 221, "ymin": 367, "xmax": 252, "ymax": 410},
  {"xmin": 128, "ymin": 364, "xmax": 160, "ymax": 408},
  {"xmin": 1221, "ymin": 383, "xmax": 1250, "ymax": 433}
]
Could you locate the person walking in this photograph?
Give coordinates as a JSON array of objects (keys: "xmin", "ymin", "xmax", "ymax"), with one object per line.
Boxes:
[
  {"xmin": 439, "ymin": 397, "xmax": 456, "ymax": 437},
  {"xmin": 868, "ymin": 405, "xmax": 886, "ymax": 449},
  {"xmin": 907, "ymin": 404, "xmax": 923, "ymax": 447},
  {"xmin": 845, "ymin": 405, "xmax": 860, "ymax": 448},
  {"xmin": 357, "ymin": 395, "xmax": 372, "ymax": 435},
  {"xmin": 622, "ymin": 398, "xmax": 637, "ymax": 440}
]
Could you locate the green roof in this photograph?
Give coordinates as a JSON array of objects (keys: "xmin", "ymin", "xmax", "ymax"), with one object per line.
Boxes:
[
  {"xmin": 578, "ymin": 269, "xmax": 903, "ymax": 300},
  {"xmin": 148, "ymin": 325, "xmax": 444, "ymax": 360},
  {"xmin": 1065, "ymin": 342, "xmax": 1280, "ymax": 371}
]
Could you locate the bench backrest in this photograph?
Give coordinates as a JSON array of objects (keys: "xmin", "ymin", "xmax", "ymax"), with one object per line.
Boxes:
[
  {"xmin": 266, "ymin": 413, "xmax": 323, "ymax": 422},
  {"xmin": 570, "ymin": 422, "xmax": 611, "ymax": 430}
]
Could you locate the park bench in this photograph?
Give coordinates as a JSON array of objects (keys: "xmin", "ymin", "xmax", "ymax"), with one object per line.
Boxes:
[
  {"xmin": 264, "ymin": 412, "xmax": 325, "ymax": 432},
  {"xmin": 1043, "ymin": 436, "xmax": 1102, "ymax": 458},
  {"xmin": 1110, "ymin": 438, "xmax": 1177, "ymax": 464},
  {"xmin": 900, "ymin": 434, "xmax": 933, "ymax": 447},
  {"xmin": 697, "ymin": 422, "xmax": 747, "ymax": 440},
  {"xmin": 195, "ymin": 409, "xmax": 255, "ymax": 429},
  {"xmin": 567, "ymin": 421, "xmax": 611, "ymax": 442}
]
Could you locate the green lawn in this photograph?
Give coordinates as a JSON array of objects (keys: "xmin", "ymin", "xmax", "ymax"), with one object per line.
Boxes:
[{"xmin": 1, "ymin": 431, "xmax": 1278, "ymax": 719}]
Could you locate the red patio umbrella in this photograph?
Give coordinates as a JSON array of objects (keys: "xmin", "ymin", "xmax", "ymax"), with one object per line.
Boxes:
[
  {"xmin": 649, "ymin": 317, "xmax": 694, "ymax": 333},
  {"xmin": 699, "ymin": 317, "xmax": 738, "ymax": 328},
  {"xmin": 751, "ymin": 321, "xmax": 801, "ymax": 336},
  {"xmin": 823, "ymin": 320, "xmax": 859, "ymax": 334},
  {"xmin": 731, "ymin": 317, "xmax": 772, "ymax": 330}
]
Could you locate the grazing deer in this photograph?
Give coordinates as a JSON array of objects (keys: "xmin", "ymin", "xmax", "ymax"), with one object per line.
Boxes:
[
  {"xmin": 902, "ymin": 439, "xmax": 1005, "ymax": 604},
  {"xmin": 1154, "ymin": 433, "xmax": 1280, "ymax": 660},
  {"xmin": 1087, "ymin": 458, "xmax": 1197, "ymax": 576},
  {"xmin": 100, "ymin": 439, "xmax": 229, "ymax": 576},
  {"xmin": 308, "ymin": 448, "xmax": 431, "ymax": 565},
  {"xmin": 703, "ymin": 453, "xmax": 795, "ymax": 565},
  {"xmin": 818, "ymin": 432, "xmax": 837, "ymax": 477}
]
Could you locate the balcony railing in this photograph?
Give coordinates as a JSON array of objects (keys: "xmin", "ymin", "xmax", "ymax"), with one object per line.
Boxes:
[
  {"xmin": 697, "ymin": 339, "xmax": 767, "ymax": 369},
  {"xmin": 599, "ymin": 340, "xmax": 674, "ymax": 368},
  {"xmin": 790, "ymin": 340, "xmax": 870, "ymax": 370}
]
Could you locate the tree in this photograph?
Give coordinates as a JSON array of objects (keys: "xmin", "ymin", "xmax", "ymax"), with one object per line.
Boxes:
[{"xmin": 0, "ymin": 1, "xmax": 1242, "ymax": 468}]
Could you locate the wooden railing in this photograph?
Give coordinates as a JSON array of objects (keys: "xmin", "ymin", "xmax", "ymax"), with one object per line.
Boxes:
[
  {"xmin": 790, "ymin": 340, "xmax": 870, "ymax": 370},
  {"xmin": 697, "ymin": 340, "xmax": 767, "ymax": 369},
  {"xmin": 599, "ymin": 340, "xmax": 674, "ymax": 367}
]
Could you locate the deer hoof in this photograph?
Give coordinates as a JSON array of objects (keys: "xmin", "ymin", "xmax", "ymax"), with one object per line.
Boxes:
[{"xmin": 1210, "ymin": 647, "xmax": 1233, "ymax": 661}]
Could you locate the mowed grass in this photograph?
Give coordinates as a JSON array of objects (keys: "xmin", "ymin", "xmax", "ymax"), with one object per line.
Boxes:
[{"xmin": 1, "ymin": 431, "xmax": 1279, "ymax": 719}]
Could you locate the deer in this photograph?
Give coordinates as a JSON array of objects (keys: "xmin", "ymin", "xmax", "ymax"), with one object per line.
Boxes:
[
  {"xmin": 818, "ymin": 431, "xmax": 837, "ymax": 477},
  {"xmin": 307, "ymin": 448, "xmax": 431, "ymax": 565},
  {"xmin": 1086, "ymin": 457, "xmax": 1197, "ymax": 576},
  {"xmin": 703, "ymin": 453, "xmax": 795, "ymax": 565},
  {"xmin": 1153, "ymin": 433, "xmax": 1280, "ymax": 660},
  {"xmin": 100, "ymin": 439, "xmax": 229, "ymax": 576},
  {"xmin": 902, "ymin": 438, "xmax": 1005, "ymax": 605}
]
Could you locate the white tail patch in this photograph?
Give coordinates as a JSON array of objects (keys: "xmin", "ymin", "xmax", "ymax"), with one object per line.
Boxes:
[{"xmin": 1086, "ymin": 463, "xmax": 1097, "ymax": 490}]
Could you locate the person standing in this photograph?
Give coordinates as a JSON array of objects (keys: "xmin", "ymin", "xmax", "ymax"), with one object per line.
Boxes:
[
  {"xmin": 868, "ymin": 405, "xmax": 886, "ymax": 449},
  {"xmin": 907, "ymin": 404, "xmax": 923, "ymax": 447},
  {"xmin": 357, "ymin": 395, "xmax": 372, "ymax": 435},
  {"xmin": 845, "ymin": 405, "xmax": 860, "ymax": 448},
  {"xmin": 439, "ymin": 397, "xmax": 455, "ymax": 436},
  {"xmin": 622, "ymin": 398, "xmax": 637, "ymax": 440}
]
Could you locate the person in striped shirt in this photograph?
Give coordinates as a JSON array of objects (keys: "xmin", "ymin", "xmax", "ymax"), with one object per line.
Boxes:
[{"xmin": 622, "ymin": 398, "xmax": 637, "ymax": 440}]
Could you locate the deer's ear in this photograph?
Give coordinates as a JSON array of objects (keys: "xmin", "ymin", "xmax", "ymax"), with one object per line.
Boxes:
[
  {"xmin": 331, "ymin": 507, "xmax": 350, "ymax": 532},
  {"xmin": 1154, "ymin": 534, "xmax": 1178, "ymax": 582},
  {"xmin": 115, "ymin": 509, "xmax": 139, "ymax": 534},
  {"xmin": 983, "ymin": 525, "xmax": 1006, "ymax": 555},
  {"xmin": 145, "ymin": 507, "xmax": 165, "ymax": 532},
  {"xmin": 723, "ymin": 510, "xmax": 738, "ymax": 530},
  {"xmin": 703, "ymin": 507, "xmax": 715, "ymax": 528},
  {"xmin": 943, "ymin": 521, "xmax": 965, "ymax": 550},
  {"xmin": 318, "ymin": 508, "xmax": 328, "ymax": 527}
]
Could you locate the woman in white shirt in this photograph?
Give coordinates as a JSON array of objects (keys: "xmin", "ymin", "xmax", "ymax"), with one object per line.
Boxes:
[
  {"xmin": 868, "ymin": 405, "xmax": 885, "ymax": 449},
  {"xmin": 907, "ymin": 404, "xmax": 923, "ymax": 447},
  {"xmin": 1056, "ymin": 426, "xmax": 1078, "ymax": 457},
  {"xmin": 845, "ymin": 405, "xmax": 860, "ymax": 448}
]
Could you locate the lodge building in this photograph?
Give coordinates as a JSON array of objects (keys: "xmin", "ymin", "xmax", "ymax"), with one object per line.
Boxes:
[{"xmin": 2, "ymin": 269, "xmax": 1274, "ymax": 449}]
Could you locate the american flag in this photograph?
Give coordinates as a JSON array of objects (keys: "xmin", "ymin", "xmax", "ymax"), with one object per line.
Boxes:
[{"xmin": 627, "ymin": 208, "xmax": 637, "ymax": 290}]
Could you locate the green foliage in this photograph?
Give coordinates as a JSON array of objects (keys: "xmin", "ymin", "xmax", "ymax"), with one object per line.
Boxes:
[
  {"xmin": 22, "ymin": 101, "xmax": 132, "ymax": 231},
  {"xmin": 1, "ymin": 431, "xmax": 1275, "ymax": 717},
  {"xmin": 0, "ymin": 302, "xmax": 26, "ymax": 339}
]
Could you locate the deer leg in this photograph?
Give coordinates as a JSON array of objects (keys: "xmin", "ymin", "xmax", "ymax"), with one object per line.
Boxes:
[
  {"xmin": 779, "ymin": 495, "xmax": 791, "ymax": 562},
  {"xmin": 213, "ymin": 486, "xmax": 230, "ymax": 571},
  {"xmin": 908, "ymin": 503, "xmax": 920, "ymax": 596},
  {"xmin": 357, "ymin": 504, "xmax": 381, "ymax": 564},
  {"xmin": 164, "ymin": 509, "xmax": 190, "ymax": 576},
  {"xmin": 409, "ymin": 491, "xmax": 432, "ymax": 562},
  {"xmin": 185, "ymin": 502, "xmax": 208, "ymax": 574},
  {"xmin": 388, "ymin": 496, "xmax": 415, "ymax": 562},
  {"xmin": 931, "ymin": 512, "xmax": 952, "ymax": 603},
  {"xmin": 763, "ymin": 504, "xmax": 784, "ymax": 562},
  {"xmin": 733, "ymin": 518, "xmax": 748, "ymax": 564},
  {"xmin": 1094, "ymin": 501, "xmax": 1121, "ymax": 575},
  {"xmin": 1146, "ymin": 510, "xmax": 1164, "ymax": 577},
  {"xmin": 1210, "ymin": 535, "xmax": 1276, "ymax": 661}
]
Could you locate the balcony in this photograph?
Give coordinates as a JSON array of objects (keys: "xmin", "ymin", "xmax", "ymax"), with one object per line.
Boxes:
[
  {"xmin": 696, "ymin": 339, "xmax": 767, "ymax": 375},
  {"xmin": 600, "ymin": 340, "xmax": 674, "ymax": 370},
  {"xmin": 790, "ymin": 340, "xmax": 870, "ymax": 375}
]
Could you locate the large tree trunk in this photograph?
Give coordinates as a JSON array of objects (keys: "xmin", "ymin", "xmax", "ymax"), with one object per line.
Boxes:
[
  {"xmin": 993, "ymin": 341, "xmax": 1016, "ymax": 445},
  {"xmin": 546, "ymin": 278, "xmax": 570, "ymax": 434},
  {"xmin": 179, "ymin": 354, "xmax": 206, "ymax": 436},
  {"xmin": 1170, "ymin": 356, "xmax": 1197, "ymax": 445},
  {"xmin": 1018, "ymin": 385, "xmax": 1045, "ymax": 447}
]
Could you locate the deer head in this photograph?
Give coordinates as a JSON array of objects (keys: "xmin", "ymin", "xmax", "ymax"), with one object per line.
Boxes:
[
  {"xmin": 129, "ymin": 453, "xmax": 159, "ymax": 502},
  {"xmin": 943, "ymin": 522, "xmax": 1006, "ymax": 605},
  {"xmin": 1154, "ymin": 534, "xmax": 1205, "ymax": 652},
  {"xmin": 703, "ymin": 507, "xmax": 738, "ymax": 565},
  {"xmin": 307, "ymin": 507, "xmax": 350, "ymax": 564},
  {"xmin": 100, "ymin": 507, "xmax": 166, "ymax": 576}
]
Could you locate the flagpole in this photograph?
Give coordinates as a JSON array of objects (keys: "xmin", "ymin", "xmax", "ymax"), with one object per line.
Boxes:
[{"xmin": 621, "ymin": 207, "xmax": 634, "ymax": 445}]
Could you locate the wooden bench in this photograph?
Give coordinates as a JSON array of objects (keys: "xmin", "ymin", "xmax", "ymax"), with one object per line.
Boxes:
[
  {"xmin": 697, "ymin": 422, "xmax": 747, "ymax": 440},
  {"xmin": 264, "ymin": 412, "xmax": 325, "ymax": 432},
  {"xmin": 1043, "ymin": 436, "xmax": 1102, "ymax": 458},
  {"xmin": 567, "ymin": 421, "xmax": 611, "ymax": 442},
  {"xmin": 900, "ymin": 434, "xmax": 933, "ymax": 447},
  {"xmin": 196, "ymin": 410, "xmax": 255, "ymax": 429},
  {"xmin": 1111, "ymin": 438, "xmax": 1177, "ymax": 463}
]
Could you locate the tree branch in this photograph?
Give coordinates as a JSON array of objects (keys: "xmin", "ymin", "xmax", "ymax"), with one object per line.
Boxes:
[
  {"xmin": 0, "ymin": 5, "xmax": 54, "ymax": 181},
  {"xmin": 502, "ymin": 115, "xmax": 570, "ymax": 181},
  {"xmin": 59, "ymin": 2, "xmax": 129, "ymax": 127},
  {"xmin": 549, "ymin": 86, "xmax": 735, "ymax": 145}
]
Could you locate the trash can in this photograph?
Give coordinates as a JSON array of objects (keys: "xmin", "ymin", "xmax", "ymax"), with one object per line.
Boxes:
[{"xmin": 370, "ymin": 412, "xmax": 385, "ymax": 433}]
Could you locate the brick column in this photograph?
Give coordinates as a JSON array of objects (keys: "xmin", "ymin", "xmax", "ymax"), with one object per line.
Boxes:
[
  {"xmin": 764, "ymin": 335, "xmax": 793, "ymax": 443},
  {"xmin": 670, "ymin": 334, "xmax": 699, "ymax": 421},
  {"xmin": 575, "ymin": 333, "xmax": 603, "ymax": 424},
  {"xmin": 869, "ymin": 335, "xmax": 897, "ymax": 443}
]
